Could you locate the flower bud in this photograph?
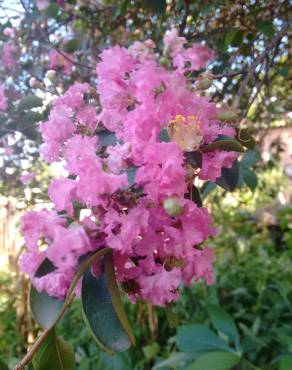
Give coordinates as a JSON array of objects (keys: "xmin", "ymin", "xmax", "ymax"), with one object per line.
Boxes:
[
  {"xmin": 29, "ymin": 77, "xmax": 41, "ymax": 88},
  {"xmin": 159, "ymin": 56, "xmax": 170, "ymax": 68},
  {"xmin": 216, "ymin": 110, "xmax": 238, "ymax": 122},
  {"xmin": 45, "ymin": 69, "xmax": 57, "ymax": 84},
  {"xmin": 163, "ymin": 197, "xmax": 183, "ymax": 217},
  {"xmin": 195, "ymin": 78, "xmax": 212, "ymax": 90}
]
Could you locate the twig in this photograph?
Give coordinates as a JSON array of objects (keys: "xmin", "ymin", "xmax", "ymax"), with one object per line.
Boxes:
[
  {"xmin": 232, "ymin": 21, "xmax": 290, "ymax": 111},
  {"xmin": 19, "ymin": 0, "xmax": 94, "ymax": 71},
  {"xmin": 179, "ymin": 0, "xmax": 190, "ymax": 35},
  {"xmin": 13, "ymin": 329, "xmax": 51, "ymax": 370}
]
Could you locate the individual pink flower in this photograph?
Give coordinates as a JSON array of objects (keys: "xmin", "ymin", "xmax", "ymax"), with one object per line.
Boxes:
[
  {"xmin": 39, "ymin": 105, "xmax": 75, "ymax": 162},
  {"xmin": 20, "ymin": 209, "xmax": 65, "ymax": 251},
  {"xmin": 48, "ymin": 49, "xmax": 73, "ymax": 76},
  {"xmin": 139, "ymin": 266, "xmax": 181, "ymax": 306},
  {"xmin": 48, "ymin": 177, "xmax": 77, "ymax": 216},
  {"xmin": 20, "ymin": 172, "xmax": 36, "ymax": 185},
  {"xmin": 3, "ymin": 27, "xmax": 14, "ymax": 37},
  {"xmin": 37, "ymin": 0, "xmax": 50, "ymax": 11}
]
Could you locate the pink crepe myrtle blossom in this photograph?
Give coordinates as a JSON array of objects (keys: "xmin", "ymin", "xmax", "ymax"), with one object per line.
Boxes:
[
  {"xmin": 2, "ymin": 43, "xmax": 17, "ymax": 69},
  {"xmin": 19, "ymin": 28, "xmax": 240, "ymax": 306},
  {"xmin": 20, "ymin": 172, "xmax": 36, "ymax": 185}
]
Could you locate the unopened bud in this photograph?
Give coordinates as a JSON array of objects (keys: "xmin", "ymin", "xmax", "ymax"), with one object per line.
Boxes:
[
  {"xmin": 163, "ymin": 197, "xmax": 183, "ymax": 217},
  {"xmin": 195, "ymin": 78, "xmax": 212, "ymax": 90},
  {"xmin": 45, "ymin": 69, "xmax": 57, "ymax": 84},
  {"xmin": 159, "ymin": 56, "xmax": 170, "ymax": 68},
  {"xmin": 216, "ymin": 110, "xmax": 238, "ymax": 122},
  {"xmin": 29, "ymin": 77, "xmax": 41, "ymax": 88}
]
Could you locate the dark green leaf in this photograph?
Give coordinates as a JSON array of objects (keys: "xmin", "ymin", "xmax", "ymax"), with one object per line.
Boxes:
[
  {"xmin": 240, "ymin": 148, "xmax": 260, "ymax": 168},
  {"xmin": 127, "ymin": 166, "xmax": 138, "ymax": 187},
  {"xmin": 242, "ymin": 168, "xmax": 257, "ymax": 191},
  {"xmin": 164, "ymin": 307, "xmax": 180, "ymax": 328},
  {"xmin": 98, "ymin": 130, "xmax": 117, "ymax": 147},
  {"xmin": 187, "ymin": 351, "xmax": 241, "ymax": 370},
  {"xmin": 184, "ymin": 151, "xmax": 202, "ymax": 168},
  {"xmin": 176, "ymin": 325, "xmax": 231, "ymax": 352},
  {"xmin": 63, "ymin": 38, "xmax": 81, "ymax": 53},
  {"xmin": 257, "ymin": 22, "xmax": 275, "ymax": 38},
  {"xmin": 186, "ymin": 185, "xmax": 202, "ymax": 207},
  {"xmin": 30, "ymin": 286, "xmax": 64, "ymax": 330},
  {"xmin": 236, "ymin": 129, "xmax": 256, "ymax": 149},
  {"xmin": 32, "ymin": 329, "xmax": 75, "ymax": 370},
  {"xmin": 98, "ymin": 352, "xmax": 132, "ymax": 370},
  {"xmin": 159, "ymin": 128, "xmax": 171, "ymax": 143},
  {"xmin": 201, "ymin": 137, "xmax": 244, "ymax": 153},
  {"xmin": 147, "ymin": 0, "xmax": 166, "ymax": 14},
  {"xmin": 207, "ymin": 305, "xmax": 240, "ymax": 350},
  {"xmin": 17, "ymin": 95, "xmax": 43, "ymax": 111},
  {"xmin": 35, "ymin": 258, "xmax": 56, "ymax": 278},
  {"xmin": 22, "ymin": 111, "xmax": 43, "ymax": 124},
  {"xmin": 81, "ymin": 270, "xmax": 131, "ymax": 354},
  {"xmin": 104, "ymin": 252, "xmax": 135, "ymax": 345},
  {"xmin": 201, "ymin": 181, "xmax": 216, "ymax": 199},
  {"xmin": 46, "ymin": 3, "xmax": 60, "ymax": 18},
  {"xmin": 216, "ymin": 161, "xmax": 240, "ymax": 191},
  {"xmin": 153, "ymin": 353, "xmax": 199, "ymax": 370},
  {"xmin": 224, "ymin": 28, "xmax": 243, "ymax": 47},
  {"xmin": 279, "ymin": 355, "xmax": 292, "ymax": 370}
]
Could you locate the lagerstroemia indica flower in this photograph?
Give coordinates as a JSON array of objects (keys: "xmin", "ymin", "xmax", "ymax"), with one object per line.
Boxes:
[{"xmin": 19, "ymin": 29, "xmax": 239, "ymax": 306}]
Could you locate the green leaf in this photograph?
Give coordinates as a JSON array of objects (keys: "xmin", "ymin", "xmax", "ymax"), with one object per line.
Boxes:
[
  {"xmin": 98, "ymin": 130, "xmax": 117, "ymax": 147},
  {"xmin": 104, "ymin": 251, "xmax": 136, "ymax": 346},
  {"xmin": 201, "ymin": 181, "xmax": 216, "ymax": 199},
  {"xmin": 81, "ymin": 269, "xmax": 132, "ymax": 354},
  {"xmin": 153, "ymin": 353, "xmax": 198, "ymax": 370},
  {"xmin": 32, "ymin": 329, "xmax": 75, "ymax": 370},
  {"xmin": 164, "ymin": 307, "xmax": 180, "ymax": 328},
  {"xmin": 201, "ymin": 137, "xmax": 244, "ymax": 153},
  {"xmin": 46, "ymin": 3, "xmax": 60, "ymax": 18},
  {"xmin": 242, "ymin": 167, "xmax": 257, "ymax": 191},
  {"xmin": 143, "ymin": 342, "xmax": 160, "ymax": 360},
  {"xmin": 216, "ymin": 161, "xmax": 240, "ymax": 191},
  {"xmin": 22, "ymin": 111, "xmax": 43, "ymax": 124},
  {"xmin": 126, "ymin": 166, "xmax": 138, "ymax": 187},
  {"xmin": 257, "ymin": 22, "xmax": 275, "ymax": 38},
  {"xmin": 240, "ymin": 149, "xmax": 260, "ymax": 168},
  {"xmin": 186, "ymin": 185, "xmax": 202, "ymax": 208},
  {"xmin": 17, "ymin": 95, "xmax": 43, "ymax": 111},
  {"xmin": 63, "ymin": 38, "xmax": 81, "ymax": 53},
  {"xmin": 184, "ymin": 151, "xmax": 203, "ymax": 168},
  {"xmin": 0, "ymin": 360, "xmax": 9, "ymax": 370},
  {"xmin": 176, "ymin": 325, "xmax": 232, "ymax": 352},
  {"xmin": 97, "ymin": 352, "xmax": 132, "ymax": 370},
  {"xmin": 35, "ymin": 258, "xmax": 56, "ymax": 278},
  {"xmin": 279, "ymin": 355, "xmax": 292, "ymax": 370},
  {"xmin": 147, "ymin": 0, "xmax": 166, "ymax": 14},
  {"xmin": 236, "ymin": 129, "xmax": 256, "ymax": 149},
  {"xmin": 30, "ymin": 286, "xmax": 64, "ymax": 330},
  {"xmin": 187, "ymin": 351, "xmax": 241, "ymax": 370},
  {"xmin": 224, "ymin": 28, "xmax": 243, "ymax": 47},
  {"xmin": 207, "ymin": 305, "xmax": 240, "ymax": 350},
  {"xmin": 159, "ymin": 128, "xmax": 171, "ymax": 142}
]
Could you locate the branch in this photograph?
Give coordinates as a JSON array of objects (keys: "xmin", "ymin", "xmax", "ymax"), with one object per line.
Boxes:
[
  {"xmin": 232, "ymin": 21, "xmax": 290, "ymax": 112},
  {"xmin": 179, "ymin": 0, "xmax": 190, "ymax": 35},
  {"xmin": 19, "ymin": 0, "xmax": 94, "ymax": 71},
  {"xmin": 13, "ymin": 248, "xmax": 110, "ymax": 370}
]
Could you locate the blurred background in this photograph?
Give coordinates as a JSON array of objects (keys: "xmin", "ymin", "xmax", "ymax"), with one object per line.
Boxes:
[{"xmin": 0, "ymin": 0, "xmax": 291, "ymax": 369}]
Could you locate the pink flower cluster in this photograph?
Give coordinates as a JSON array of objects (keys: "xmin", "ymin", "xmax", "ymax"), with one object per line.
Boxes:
[
  {"xmin": 0, "ymin": 84, "xmax": 8, "ymax": 110},
  {"xmin": 20, "ymin": 29, "xmax": 238, "ymax": 306}
]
